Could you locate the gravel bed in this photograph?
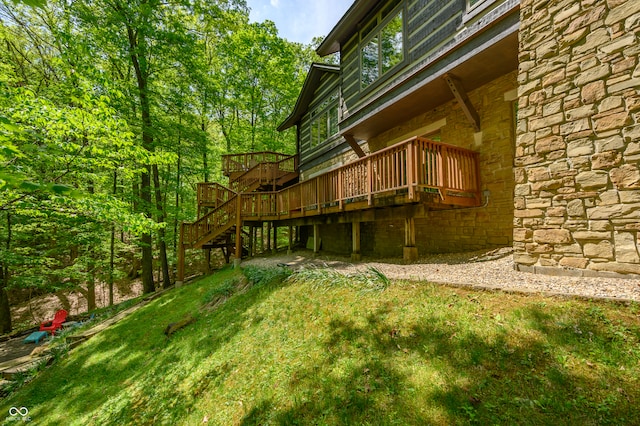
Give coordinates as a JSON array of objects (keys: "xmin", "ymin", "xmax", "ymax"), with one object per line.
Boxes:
[{"xmin": 242, "ymin": 247, "xmax": 640, "ymax": 302}]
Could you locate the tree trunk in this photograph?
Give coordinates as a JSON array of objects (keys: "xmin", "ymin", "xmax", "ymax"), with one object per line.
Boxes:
[
  {"xmin": 126, "ymin": 21, "xmax": 154, "ymax": 294},
  {"xmin": 0, "ymin": 213, "xmax": 13, "ymax": 333},
  {"xmin": 153, "ymin": 164, "xmax": 170, "ymax": 288},
  {"xmin": 109, "ymin": 170, "xmax": 116, "ymax": 306}
]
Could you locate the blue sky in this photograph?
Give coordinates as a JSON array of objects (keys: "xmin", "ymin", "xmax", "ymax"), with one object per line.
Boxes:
[{"xmin": 246, "ymin": 0, "xmax": 351, "ymax": 45}]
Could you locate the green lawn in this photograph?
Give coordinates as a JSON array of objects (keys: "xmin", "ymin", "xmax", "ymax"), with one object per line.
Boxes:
[{"xmin": 1, "ymin": 265, "xmax": 639, "ymax": 425}]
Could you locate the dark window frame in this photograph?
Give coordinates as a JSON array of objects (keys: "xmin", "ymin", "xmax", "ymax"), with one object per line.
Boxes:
[{"xmin": 358, "ymin": 2, "xmax": 406, "ymax": 93}]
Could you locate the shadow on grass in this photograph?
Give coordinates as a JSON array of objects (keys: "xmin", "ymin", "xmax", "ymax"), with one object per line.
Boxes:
[
  {"xmin": 0, "ymin": 268, "xmax": 287, "ymax": 425},
  {"xmin": 240, "ymin": 297, "xmax": 640, "ymax": 425}
]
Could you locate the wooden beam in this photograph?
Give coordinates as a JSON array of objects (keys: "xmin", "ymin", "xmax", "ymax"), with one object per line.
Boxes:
[
  {"xmin": 344, "ymin": 134, "xmax": 366, "ymax": 158},
  {"xmin": 443, "ymin": 73, "xmax": 480, "ymax": 132},
  {"xmin": 234, "ymin": 195, "xmax": 243, "ymax": 266},
  {"xmin": 351, "ymin": 221, "xmax": 361, "ymax": 261}
]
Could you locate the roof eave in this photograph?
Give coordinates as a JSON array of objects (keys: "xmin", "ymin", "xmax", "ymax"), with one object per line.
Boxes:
[
  {"xmin": 316, "ymin": 0, "xmax": 379, "ymax": 57},
  {"xmin": 277, "ymin": 63, "xmax": 340, "ymax": 132}
]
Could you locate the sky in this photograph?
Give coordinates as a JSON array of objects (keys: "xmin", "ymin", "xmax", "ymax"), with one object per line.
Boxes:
[{"xmin": 245, "ymin": 0, "xmax": 352, "ymax": 45}]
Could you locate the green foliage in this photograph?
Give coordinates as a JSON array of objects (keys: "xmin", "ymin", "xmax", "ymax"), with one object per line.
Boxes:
[
  {"xmin": 242, "ymin": 265, "xmax": 291, "ymax": 287},
  {"xmin": 1, "ymin": 272, "xmax": 640, "ymax": 424},
  {"xmin": 0, "ymin": 0, "xmax": 312, "ymax": 324},
  {"xmin": 287, "ymin": 265, "xmax": 390, "ymax": 291}
]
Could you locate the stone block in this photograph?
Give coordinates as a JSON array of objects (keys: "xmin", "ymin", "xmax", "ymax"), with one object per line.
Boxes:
[
  {"xmin": 595, "ymin": 135, "xmax": 624, "ymax": 151},
  {"xmin": 594, "ymin": 111, "xmax": 630, "ymax": 132},
  {"xmin": 514, "ymin": 253, "xmax": 538, "ymax": 265},
  {"xmin": 560, "ymin": 118, "xmax": 591, "ymax": 136},
  {"xmin": 573, "ymin": 231, "xmax": 612, "ymax": 240},
  {"xmin": 588, "ymin": 261, "xmax": 640, "ymax": 274},
  {"xmin": 535, "ymin": 135, "xmax": 565, "ymax": 153},
  {"xmin": 567, "ymin": 199, "xmax": 585, "ymax": 216},
  {"xmin": 610, "ymin": 164, "xmax": 640, "ymax": 189},
  {"xmin": 599, "ymin": 96, "xmax": 623, "ymax": 113},
  {"xmin": 529, "ymin": 112, "xmax": 564, "ymax": 131},
  {"xmin": 574, "ymin": 64, "xmax": 611, "ymax": 87},
  {"xmin": 623, "ymin": 124, "xmax": 640, "ymax": 142},
  {"xmin": 605, "ymin": 1, "xmax": 640, "ymax": 25},
  {"xmin": 589, "ymin": 220, "xmax": 612, "ymax": 231},
  {"xmin": 559, "ymin": 257, "xmax": 589, "ymax": 268},
  {"xmin": 533, "ymin": 229, "xmax": 572, "ymax": 244},
  {"xmin": 527, "ymin": 167, "xmax": 551, "ymax": 182},
  {"xmin": 514, "ymin": 228, "xmax": 533, "ymax": 242},
  {"xmin": 565, "ymin": 105, "xmax": 595, "ymax": 121},
  {"xmin": 515, "ymin": 208, "xmax": 544, "ymax": 218},
  {"xmin": 591, "ymin": 151, "xmax": 622, "ymax": 169},
  {"xmin": 614, "ymin": 231, "xmax": 640, "ymax": 263},
  {"xmin": 514, "ymin": 183, "xmax": 531, "ymax": 196},
  {"xmin": 599, "ymin": 33, "xmax": 636, "ymax": 54},
  {"xmin": 581, "ymin": 80, "xmax": 606, "ymax": 104},
  {"xmin": 567, "ymin": 139, "xmax": 594, "ymax": 157},
  {"xmin": 587, "ymin": 204, "xmax": 637, "ymax": 219},
  {"xmin": 598, "ymin": 190, "xmax": 620, "ymax": 205},
  {"xmin": 608, "ymin": 77, "xmax": 640, "ymax": 93},
  {"xmin": 555, "ymin": 243, "xmax": 584, "ymax": 254},
  {"xmin": 583, "ymin": 240, "xmax": 615, "ymax": 259},
  {"xmin": 619, "ymin": 190, "xmax": 640, "ymax": 203},
  {"xmin": 575, "ymin": 170, "xmax": 609, "ymax": 189}
]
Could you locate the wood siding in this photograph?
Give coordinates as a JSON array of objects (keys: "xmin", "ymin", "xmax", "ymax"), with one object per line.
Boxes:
[
  {"xmin": 340, "ymin": 0, "xmax": 518, "ymax": 131},
  {"xmin": 298, "ymin": 72, "xmax": 346, "ymax": 173}
]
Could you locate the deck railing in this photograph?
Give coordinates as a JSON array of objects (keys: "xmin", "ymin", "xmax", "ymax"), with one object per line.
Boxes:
[
  {"xmin": 197, "ymin": 182, "xmax": 235, "ymax": 210},
  {"xmin": 222, "ymin": 151, "xmax": 297, "ymax": 175},
  {"xmin": 183, "ymin": 137, "xmax": 480, "ymax": 247}
]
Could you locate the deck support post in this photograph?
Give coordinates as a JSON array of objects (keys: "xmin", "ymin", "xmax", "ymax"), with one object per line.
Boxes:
[
  {"xmin": 288, "ymin": 225, "xmax": 293, "ymax": 254},
  {"xmin": 272, "ymin": 224, "xmax": 278, "ymax": 254},
  {"xmin": 234, "ymin": 195, "xmax": 243, "ymax": 267},
  {"xmin": 267, "ymin": 221, "xmax": 272, "ymax": 251},
  {"xmin": 313, "ymin": 224, "xmax": 320, "ymax": 254},
  {"xmin": 248, "ymin": 225, "xmax": 254, "ymax": 257},
  {"xmin": 403, "ymin": 216, "xmax": 418, "ymax": 261},
  {"xmin": 352, "ymin": 221, "xmax": 361, "ymax": 261},
  {"xmin": 176, "ymin": 223, "xmax": 185, "ymax": 287}
]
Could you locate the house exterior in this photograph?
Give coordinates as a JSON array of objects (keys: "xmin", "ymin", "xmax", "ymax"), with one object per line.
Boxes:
[
  {"xmin": 177, "ymin": 0, "xmax": 640, "ymax": 281},
  {"xmin": 277, "ymin": 0, "xmax": 520, "ymax": 259}
]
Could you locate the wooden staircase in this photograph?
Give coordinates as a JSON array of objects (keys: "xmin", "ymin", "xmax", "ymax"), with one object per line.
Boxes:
[{"xmin": 183, "ymin": 153, "xmax": 299, "ymax": 253}]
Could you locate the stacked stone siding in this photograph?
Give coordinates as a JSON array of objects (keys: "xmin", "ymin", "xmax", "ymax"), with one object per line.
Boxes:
[
  {"xmin": 516, "ymin": 0, "xmax": 640, "ymax": 275},
  {"xmin": 364, "ymin": 72, "xmax": 517, "ymax": 257}
]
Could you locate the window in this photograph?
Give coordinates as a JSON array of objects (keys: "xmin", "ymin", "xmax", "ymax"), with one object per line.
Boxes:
[
  {"xmin": 360, "ymin": 5, "xmax": 404, "ymax": 90},
  {"xmin": 310, "ymin": 93, "xmax": 339, "ymax": 147}
]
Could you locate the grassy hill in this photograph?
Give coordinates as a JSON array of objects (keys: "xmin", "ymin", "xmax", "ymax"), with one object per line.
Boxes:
[{"xmin": 1, "ymin": 265, "xmax": 639, "ymax": 425}]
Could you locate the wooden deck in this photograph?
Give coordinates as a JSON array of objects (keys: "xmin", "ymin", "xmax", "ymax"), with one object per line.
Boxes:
[{"xmin": 178, "ymin": 137, "xmax": 481, "ymax": 281}]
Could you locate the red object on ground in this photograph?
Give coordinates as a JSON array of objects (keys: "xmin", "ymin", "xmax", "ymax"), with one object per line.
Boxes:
[{"xmin": 39, "ymin": 309, "xmax": 68, "ymax": 335}]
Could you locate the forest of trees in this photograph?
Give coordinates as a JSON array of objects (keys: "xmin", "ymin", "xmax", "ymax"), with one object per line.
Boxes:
[{"xmin": 0, "ymin": 0, "xmax": 320, "ymax": 333}]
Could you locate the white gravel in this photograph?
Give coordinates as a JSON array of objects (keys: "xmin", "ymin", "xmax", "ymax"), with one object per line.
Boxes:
[{"xmin": 242, "ymin": 247, "xmax": 640, "ymax": 302}]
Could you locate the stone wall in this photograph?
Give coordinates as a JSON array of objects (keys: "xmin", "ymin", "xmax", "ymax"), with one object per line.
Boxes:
[
  {"xmin": 516, "ymin": 0, "xmax": 640, "ymax": 275},
  {"xmin": 368, "ymin": 72, "xmax": 517, "ymax": 257}
]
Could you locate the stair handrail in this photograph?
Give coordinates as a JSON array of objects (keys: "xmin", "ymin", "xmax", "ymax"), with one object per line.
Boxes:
[
  {"xmin": 183, "ymin": 195, "xmax": 238, "ymax": 248},
  {"xmin": 229, "ymin": 153, "xmax": 298, "ymax": 193},
  {"xmin": 197, "ymin": 182, "xmax": 236, "ymax": 209}
]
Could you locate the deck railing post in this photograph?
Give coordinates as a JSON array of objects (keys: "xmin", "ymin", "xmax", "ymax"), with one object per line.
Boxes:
[
  {"xmin": 338, "ymin": 168, "xmax": 344, "ymax": 210},
  {"xmin": 234, "ymin": 193, "xmax": 242, "ymax": 266},
  {"xmin": 367, "ymin": 156, "xmax": 373, "ymax": 206},
  {"xmin": 316, "ymin": 178, "xmax": 321, "ymax": 214},
  {"xmin": 407, "ymin": 140, "xmax": 415, "ymax": 200}
]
